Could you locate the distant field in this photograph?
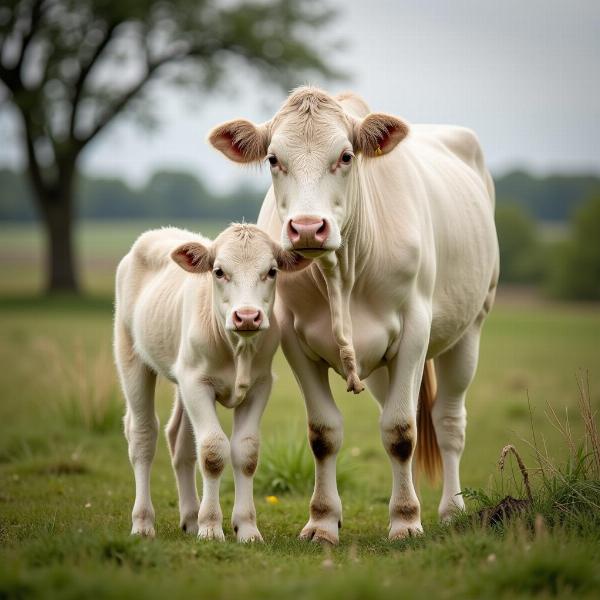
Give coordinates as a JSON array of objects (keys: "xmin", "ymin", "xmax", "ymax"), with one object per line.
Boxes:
[
  {"xmin": 1, "ymin": 220, "xmax": 599, "ymax": 598},
  {"xmin": 0, "ymin": 219, "xmax": 228, "ymax": 295}
]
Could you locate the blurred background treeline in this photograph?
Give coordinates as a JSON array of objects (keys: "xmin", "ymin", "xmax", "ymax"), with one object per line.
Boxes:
[{"xmin": 2, "ymin": 166, "xmax": 600, "ymax": 299}]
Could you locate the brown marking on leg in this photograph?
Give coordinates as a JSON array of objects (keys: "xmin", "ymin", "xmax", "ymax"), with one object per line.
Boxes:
[
  {"xmin": 384, "ymin": 423, "xmax": 414, "ymax": 462},
  {"xmin": 310, "ymin": 498, "xmax": 334, "ymax": 520},
  {"xmin": 308, "ymin": 424, "xmax": 337, "ymax": 461},
  {"xmin": 200, "ymin": 435, "xmax": 227, "ymax": 477},
  {"xmin": 240, "ymin": 435, "xmax": 259, "ymax": 477},
  {"xmin": 390, "ymin": 501, "xmax": 420, "ymax": 522}
]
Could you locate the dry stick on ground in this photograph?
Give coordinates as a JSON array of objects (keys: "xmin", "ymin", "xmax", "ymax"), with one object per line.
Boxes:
[{"xmin": 498, "ymin": 444, "xmax": 534, "ymax": 504}]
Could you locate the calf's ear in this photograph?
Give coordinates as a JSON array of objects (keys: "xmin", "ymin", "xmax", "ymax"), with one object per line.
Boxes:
[
  {"xmin": 275, "ymin": 248, "xmax": 312, "ymax": 273},
  {"xmin": 353, "ymin": 113, "xmax": 409, "ymax": 157},
  {"xmin": 208, "ymin": 119, "xmax": 269, "ymax": 163},
  {"xmin": 171, "ymin": 242, "xmax": 213, "ymax": 273}
]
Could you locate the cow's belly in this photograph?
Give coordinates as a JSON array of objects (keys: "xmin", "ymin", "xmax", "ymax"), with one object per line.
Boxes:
[{"xmin": 293, "ymin": 301, "xmax": 400, "ymax": 380}]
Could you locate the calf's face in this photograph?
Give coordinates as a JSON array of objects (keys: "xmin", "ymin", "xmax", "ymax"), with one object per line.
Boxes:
[
  {"xmin": 208, "ymin": 90, "xmax": 409, "ymax": 258},
  {"xmin": 172, "ymin": 224, "xmax": 309, "ymax": 335}
]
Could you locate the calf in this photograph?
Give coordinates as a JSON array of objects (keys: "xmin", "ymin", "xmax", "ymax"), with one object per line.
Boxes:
[{"xmin": 114, "ymin": 224, "xmax": 308, "ymax": 541}]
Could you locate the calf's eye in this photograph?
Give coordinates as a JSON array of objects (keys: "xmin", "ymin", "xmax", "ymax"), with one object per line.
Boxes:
[
  {"xmin": 214, "ymin": 268, "xmax": 225, "ymax": 279},
  {"xmin": 341, "ymin": 152, "xmax": 353, "ymax": 164},
  {"xmin": 267, "ymin": 267, "xmax": 278, "ymax": 279},
  {"xmin": 268, "ymin": 155, "xmax": 278, "ymax": 167}
]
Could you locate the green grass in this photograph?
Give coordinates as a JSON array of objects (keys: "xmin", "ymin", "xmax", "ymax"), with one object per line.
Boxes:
[{"xmin": 1, "ymin": 221, "xmax": 600, "ymax": 598}]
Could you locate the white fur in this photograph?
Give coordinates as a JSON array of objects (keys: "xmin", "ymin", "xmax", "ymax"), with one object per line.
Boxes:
[
  {"xmin": 210, "ymin": 87, "xmax": 499, "ymax": 544},
  {"xmin": 114, "ymin": 224, "xmax": 289, "ymax": 542}
]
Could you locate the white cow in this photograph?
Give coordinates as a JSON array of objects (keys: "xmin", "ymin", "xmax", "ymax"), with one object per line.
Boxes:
[
  {"xmin": 209, "ymin": 87, "xmax": 499, "ymax": 544},
  {"xmin": 114, "ymin": 224, "xmax": 308, "ymax": 541}
]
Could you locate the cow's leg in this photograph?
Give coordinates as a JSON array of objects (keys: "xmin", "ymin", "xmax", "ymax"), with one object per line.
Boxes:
[
  {"xmin": 281, "ymin": 322, "xmax": 343, "ymax": 545},
  {"xmin": 365, "ymin": 366, "xmax": 389, "ymax": 409},
  {"xmin": 165, "ymin": 390, "xmax": 200, "ymax": 534},
  {"xmin": 382, "ymin": 302, "xmax": 431, "ymax": 540},
  {"xmin": 178, "ymin": 375, "xmax": 228, "ymax": 541},
  {"xmin": 115, "ymin": 325, "xmax": 158, "ymax": 537},
  {"xmin": 230, "ymin": 376, "xmax": 271, "ymax": 543},
  {"xmin": 433, "ymin": 323, "xmax": 482, "ymax": 521}
]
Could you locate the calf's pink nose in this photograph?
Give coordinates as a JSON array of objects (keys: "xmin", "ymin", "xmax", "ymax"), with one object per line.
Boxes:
[
  {"xmin": 287, "ymin": 217, "xmax": 329, "ymax": 249},
  {"xmin": 233, "ymin": 309, "xmax": 263, "ymax": 331}
]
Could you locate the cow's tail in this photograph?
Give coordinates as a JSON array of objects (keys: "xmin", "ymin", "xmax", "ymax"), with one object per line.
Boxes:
[{"xmin": 415, "ymin": 359, "xmax": 442, "ymax": 483}]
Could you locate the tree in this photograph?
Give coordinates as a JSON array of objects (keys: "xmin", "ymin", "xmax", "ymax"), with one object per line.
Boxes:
[
  {"xmin": 495, "ymin": 203, "xmax": 541, "ymax": 283},
  {"xmin": 0, "ymin": 0, "xmax": 338, "ymax": 293},
  {"xmin": 545, "ymin": 195, "xmax": 600, "ymax": 300}
]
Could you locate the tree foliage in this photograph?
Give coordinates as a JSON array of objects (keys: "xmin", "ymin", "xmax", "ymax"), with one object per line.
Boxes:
[
  {"xmin": 0, "ymin": 0, "xmax": 340, "ymax": 292},
  {"xmin": 545, "ymin": 195, "xmax": 600, "ymax": 300},
  {"xmin": 495, "ymin": 203, "xmax": 541, "ymax": 283}
]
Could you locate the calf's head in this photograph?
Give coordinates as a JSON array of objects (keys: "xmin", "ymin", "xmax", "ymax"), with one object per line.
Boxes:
[
  {"xmin": 172, "ymin": 224, "xmax": 309, "ymax": 334},
  {"xmin": 208, "ymin": 87, "xmax": 409, "ymax": 256}
]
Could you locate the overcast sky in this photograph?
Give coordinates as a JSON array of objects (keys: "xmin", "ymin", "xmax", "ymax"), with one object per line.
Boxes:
[{"xmin": 1, "ymin": 0, "xmax": 598, "ymax": 192}]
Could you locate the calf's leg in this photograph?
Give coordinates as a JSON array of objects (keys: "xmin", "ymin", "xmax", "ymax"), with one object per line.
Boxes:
[
  {"xmin": 166, "ymin": 390, "xmax": 200, "ymax": 534},
  {"xmin": 179, "ymin": 375, "xmax": 229, "ymax": 541},
  {"xmin": 115, "ymin": 325, "xmax": 158, "ymax": 537},
  {"xmin": 230, "ymin": 377, "xmax": 271, "ymax": 542}
]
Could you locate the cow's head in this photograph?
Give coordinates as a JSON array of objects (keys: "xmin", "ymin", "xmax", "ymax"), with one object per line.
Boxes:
[
  {"xmin": 172, "ymin": 224, "xmax": 309, "ymax": 335},
  {"xmin": 208, "ymin": 87, "xmax": 409, "ymax": 256}
]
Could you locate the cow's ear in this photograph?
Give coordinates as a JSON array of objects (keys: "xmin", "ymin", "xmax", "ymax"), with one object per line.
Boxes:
[
  {"xmin": 171, "ymin": 242, "xmax": 213, "ymax": 273},
  {"xmin": 354, "ymin": 113, "xmax": 409, "ymax": 157},
  {"xmin": 208, "ymin": 119, "xmax": 270, "ymax": 163},
  {"xmin": 274, "ymin": 247, "xmax": 312, "ymax": 273}
]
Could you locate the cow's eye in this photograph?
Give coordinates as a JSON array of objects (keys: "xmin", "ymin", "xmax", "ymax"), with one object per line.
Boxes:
[
  {"xmin": 267, "ymin": 267, "xmax": 278, "ymax": 279},
  {"xmin": 268, "ymin": 155, "xmax": 278, "ymax": 167},
  {"xmin": 341, "ymin": 152, "xmax": 353, "ymax": 164},
  {"xmin": 214, "ymin": 267, "xmax": 225, "ymax": 279}
]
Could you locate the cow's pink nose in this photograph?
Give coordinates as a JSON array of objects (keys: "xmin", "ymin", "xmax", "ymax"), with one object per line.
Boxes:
[
  {"xmin": 233, "ymin": 309, "xmax": 263, "ymax": 331},
  {"xmin": 287, "ymin": 217, "xmax": 329, "ymax": 249}
]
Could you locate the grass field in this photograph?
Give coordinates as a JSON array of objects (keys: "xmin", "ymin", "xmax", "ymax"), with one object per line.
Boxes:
[{"xmin": 1, "ymin": 221, "xmax": 599, "ymax": 599}]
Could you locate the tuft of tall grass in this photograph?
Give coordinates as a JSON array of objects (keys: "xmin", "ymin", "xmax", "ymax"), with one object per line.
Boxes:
[
  {"xmin": 33, "ymin": 337, "xmax": 123, "ymax": 434},
  {"xmin": 254, "ymin": 431, "xmax": 355, "ymax": 496},
  {"xmin": 460, "ymin": 371, "xmax": 600, "ymax": 531}
]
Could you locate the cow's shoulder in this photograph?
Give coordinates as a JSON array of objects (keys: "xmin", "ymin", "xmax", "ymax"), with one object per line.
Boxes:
[{"xmin": 411, "ymin": 124, "xmax": 485, "ymax": 173}]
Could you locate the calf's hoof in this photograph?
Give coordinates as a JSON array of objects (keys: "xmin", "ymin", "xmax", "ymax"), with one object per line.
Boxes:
[
  {"xmin": 131, "ymin": 520, "xmax": 155, "ymax": 538},
  {"xmin": 180, "ymin": 512, "xmax": 200, "ymax": 535},
  {"xmin": 234, "ymin": 523, "xmax": 264, "ymax": 543},
  {"xmin": 131, "ymin": 508, "xmax": 155, "ymax": 537},
  {"xmin": 197, "ymin": 523, "xmax": 225, "ymax": 541},
  {"xmin": 299, "ymin": 520, "xmax": 340, "ymax": 545}
]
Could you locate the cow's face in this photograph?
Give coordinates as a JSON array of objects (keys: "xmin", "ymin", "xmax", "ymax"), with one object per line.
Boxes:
[
  {"xmin": 172, "ymin": 224, "xmax": 309, "ymax": 335},
  {"xmin": 208, "ymin": 88, "xmax": 409, "ymax": 257}
]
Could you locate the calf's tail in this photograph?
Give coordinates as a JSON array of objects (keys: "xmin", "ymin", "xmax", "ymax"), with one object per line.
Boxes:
[{"xmin": 415, "ymin": 359, "xmax": 442, "ymax": 482}]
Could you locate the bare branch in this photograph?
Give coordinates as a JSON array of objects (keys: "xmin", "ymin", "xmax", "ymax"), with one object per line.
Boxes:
[
  {"xmin": 69, "ymin": 21, "xmax": 118, "ymax": 138},
  {"xmin": 77, "ymin": 48, "xmax": 189, "ymax": 147},
  {"xmin": 15, "ymin": 0, "xmax": 45, "ymax": 78}
]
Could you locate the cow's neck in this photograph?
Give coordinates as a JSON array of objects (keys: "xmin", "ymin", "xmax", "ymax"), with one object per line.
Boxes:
[{"xmin": 314, "ymin": 165, "xmax": 374, "ymax": 394}]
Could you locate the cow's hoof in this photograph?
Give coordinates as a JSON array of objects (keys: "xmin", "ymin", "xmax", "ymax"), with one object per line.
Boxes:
[
  {"xmin": 438, "ymin": 499, "xmax": 465, "ymax": 523},
  {"xmin": 197, "ymin": 523, "xmax": 225, "ymax": 541},
  {"xmin": 346, "ymin": 373, "xmax": 365, "ymax": 394},
  {"xmin": 299, "ymin": 521, "xmax": 339, "ymax": 545},
  {"xmin": 131, "ymin": 520, "xmax": 155, "ymax": 538},
  {"xmin": 235, "ymin": 523, "xmax": 264, "ymax": 543},
  {"xmin": 388, "ymin": 523, "xmax": 423, "ymax": 541}
]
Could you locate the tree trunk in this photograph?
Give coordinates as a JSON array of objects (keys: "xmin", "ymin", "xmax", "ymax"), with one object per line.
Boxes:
[{"xmin": 37, "ymin": 184, "xmax": 80, "ymax": 294}]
